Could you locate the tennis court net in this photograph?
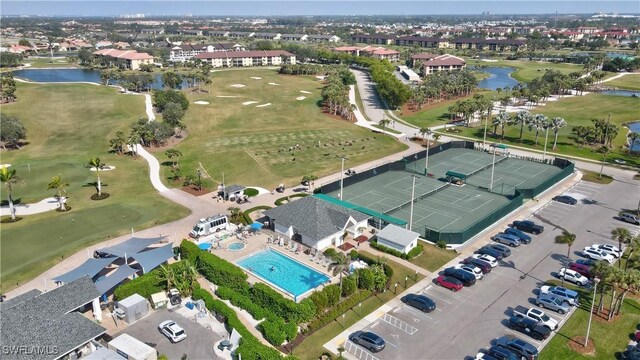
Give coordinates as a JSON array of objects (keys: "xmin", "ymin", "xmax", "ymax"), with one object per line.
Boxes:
[
  {"xmin": 383, "ymin": 182, "xmax": 451, "ymax": 214},
  {"xmin": 467, "ymin": 155, "xmax": 508, "ymax": 177}
]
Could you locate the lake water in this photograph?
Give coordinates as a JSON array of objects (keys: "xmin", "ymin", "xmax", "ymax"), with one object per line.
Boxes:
[
  {"xmin": 629, "ymin": 122, "xmax": 640, "ymax": 152},
  {"xmin": 600, "ymin": 90, "xmax": 640, "ymax": 97},
  {"xmin": 476, "ymin": 67, "xmax": 519, "ymax": 90},
  {"xmin": 12, "ymin": 68, "xmax": 175, "ymax": 89}
]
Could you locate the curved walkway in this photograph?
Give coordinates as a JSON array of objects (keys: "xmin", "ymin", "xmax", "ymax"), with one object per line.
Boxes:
[{"xmin": 0, "ymin": 197, "xmax": 61, "ymax": 216}]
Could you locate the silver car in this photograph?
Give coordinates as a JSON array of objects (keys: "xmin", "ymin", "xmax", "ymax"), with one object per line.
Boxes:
[{"xmin": 535, "ymin": 293, "xmax": 571, "ymax": 314}]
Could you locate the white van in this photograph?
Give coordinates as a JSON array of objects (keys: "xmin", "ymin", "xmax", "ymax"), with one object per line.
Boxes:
[{"xmin": 620, "ymin": 212, "xmax": 640, "ymax": 225}]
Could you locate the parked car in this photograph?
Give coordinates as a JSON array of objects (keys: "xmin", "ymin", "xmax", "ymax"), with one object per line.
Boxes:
[
  {"xmin": 436, "ymin": 275, "xmax": 464, "ymax": 291},
  {"xmin": 552, "ymin": 195, "xmax": 578, "ymax": 205},
  {"xmin": 592, "ymin": 243, "xmax": 622, "ymax": 258},
  {"xmin": 159, "ymin": 320, "xmax": 187, "ymax": 343},
  {"xmin": 558, "ymin": 267, "xmax": 589, "ymax": 286},
  {"xmin": 475, "ymin": 352, "xmax": 499, "ymax": 360},
  {"xmin": 622, "ymin": 348, "xmax": 640, "ymax": 360},
  {"xmin": 492, "ymin": 233, "xmax": 521, "ymax": 247},
  {"xmin": 620, "ymin": 212, "xmax": 640, "ymax": 225},
  {"xmin": 472, "ymin": 254, "xmax": 498, "ymax": 268},
  {"xmin": 575, "ymin": 258, "xmax": 599, "ymax": 267},
  {"xmin": 485, "ymin": 346, "xmax": 519, "ymax": 360},
  {"xmin": 401, "ymin": 293, "xmax": 436, "ymax": 313},
  {"xmin": 455, "ymin": 264, "xmax": 484, "ymax": 280},
  {"xmin": 443, "ymin": 267, "xmax": 477, "ymax": 286},
  {"xmin": 569, "ymin": 262, "xmax": 594, "ymax": 279},
  {"xmin": 511, "ymin": 220, "xmax": 544, "ymax": 235},
  {"xmin": 462, "ymin": 257, "xmax": 492, "ymax": 274},
  {"xmin": 349, "ymin": 331, "xmax": 385, "ymax": 353},
  {"xmin": 476, "ymin": 246, "xmax": 506, "ymax": 260},
  {"xmin": 512, "ymin": 306, "xmax": 558, "ymax": 330},
  {"xmin": 507, "ymin": 316, "xmax": 552, "ymax": 340},
  {"xmin": 535, "ymin": 293, "xmax": 571, "ymax": 314},
  {"xmin": 504, "ymin": 227, "xmax": 532, "ymax": 244},
  {"xmin": 582, "ymin": 247, "xmax": 615, "ymax": 263},
  {"xmin": 540, "ymin": 285, "xmax": 580, "ymax": 306},
  {"xmin": 496, "ymin": 336, "xmax": 539, "ymax": 360},
  {"xmin": 483, "ymin": 243, "xmax": 512, "ymax": 258}
]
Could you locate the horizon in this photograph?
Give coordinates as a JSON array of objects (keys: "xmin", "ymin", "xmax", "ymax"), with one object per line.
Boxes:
[{"xmin": 2, "ymin": 1, "xmax": 639, "ymax": 17}]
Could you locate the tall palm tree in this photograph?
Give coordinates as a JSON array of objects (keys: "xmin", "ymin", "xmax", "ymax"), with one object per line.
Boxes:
[
  {"xmin": 612, "ymin": 227, "xmax": 632, "ymax": 268},
  {"xmin": 550, "ymin": 117, "xmax": 567, "ymax": 150},
  {"xmin": 554, "ymin": 230, "xmax": 576, "ymax": 286},
  {"xmin": 514, "ymin": 111, "xmax": 531, "ymax": 142},
  {"xmin": 0, "ymin": 167, "xmax": 23, "ymax": 220},
  {"xmin": 625, "ymin": 235, "xmax": 640, "ymax": 272},
  {"xmin": 47, "ymin": 174, "xmax": 69, "ymax": 211},
  {"xmin": 88, "ymin": 157, "xmax": 104, "ymax": 196},
  {"xmin": 419, "ymin": 127, "xmax": 431, "ymax": 145},
  {"xmin": 529, "ymin": 114, "xmax": 549, "ymax": 146},
  {"xmin": 328, "ymin": 252, "xmax": 352, "ymax": 296},
  {"xmin": 493, "ymin": 111, "xmax": 511, "ymax": 139},
  {"xmin": 379, "ymin": 118, "xmax": 391, "ymax": 134}
]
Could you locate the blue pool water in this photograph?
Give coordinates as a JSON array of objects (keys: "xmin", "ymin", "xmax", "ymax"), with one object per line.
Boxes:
[
  {"xmin": 237, "ymin": 249, "xmax": 330, "ymax": 297},
  {"xmin": 227, "ymin": 242, "xmax": 245, "ymax": 251},
  {"xmin": 199, "ymin": 243, "xmax": 212, "ymax": 250}
]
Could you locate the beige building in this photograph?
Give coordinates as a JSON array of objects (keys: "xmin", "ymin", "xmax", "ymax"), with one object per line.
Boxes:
[
  {"xmin": 411, "ymin": 53, "xmax": 466, "ymax": 75},
  {"xmin": 333, "ymin": 46, "xmax": 400, "ymax": 62},
  {"xmin": 194, "ymin": 50, "xmax": 296, "ymax": 68},
  {"xmin": 92, "ymin": 49, "xmax": 155, "ymax": 70}
]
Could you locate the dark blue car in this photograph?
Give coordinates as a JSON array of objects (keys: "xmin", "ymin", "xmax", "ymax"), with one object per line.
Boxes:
[{"xmin": 504, "ymin": 227, "xmax": 532, "ymax": 244}]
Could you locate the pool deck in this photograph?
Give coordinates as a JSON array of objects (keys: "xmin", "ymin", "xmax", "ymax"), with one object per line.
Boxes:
[{"xmin": 203, "ymin": 229, "xmax": 340, "ymax": 302}]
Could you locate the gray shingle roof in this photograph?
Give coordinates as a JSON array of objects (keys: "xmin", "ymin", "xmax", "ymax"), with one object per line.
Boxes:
[
  {"xmin": 264, "ymin": 196, "xmax": 369, "ymax": 241},
  {"xmin": 377, "ymin": 224, "xmax": 420, "ymax": 247},
  {"xmin": 0, "ymin": 276, "xmax": 106, "ymax": 360}
]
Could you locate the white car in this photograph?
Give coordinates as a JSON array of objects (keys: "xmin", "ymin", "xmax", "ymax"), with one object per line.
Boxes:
[
  {"xmin": 455, "ymin": 264, "xmax": 484, "ymax": 280},
  {"xmin": 558, "ymin": 267, "xmax": 589, "ymax": 286},
  {"xmin": 525, "ymin": 307, "xmax": 559, "ymax": 330},
  {"xmin": 593, "ymin": 244, "xmax": 622, "ymax": 258},
  {"xmin": 159, "ymin": 320, "xmax": 187, "ymax": 343},
  {"xmin": 582, "ymin": 247, "xmax": 615, "ymax": 263},
  {"xmin": 472, "ymin": 254, "xmax": 498, "ymax": 268}
]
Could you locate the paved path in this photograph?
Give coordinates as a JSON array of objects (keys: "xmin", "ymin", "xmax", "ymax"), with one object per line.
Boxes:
[
  {"xmin": 601, "ymin": 72, "xmax": 639, "ymax": 84},
  {"xmin": 0, "ymin": 197, "xmax": 61, "ymax": 216}
]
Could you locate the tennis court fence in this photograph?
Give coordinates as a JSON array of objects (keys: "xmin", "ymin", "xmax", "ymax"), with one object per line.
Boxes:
[
  {"xmin": 383, "ymin": 182, "xmax": 451, "ymax": 215},
  {"xmin": 466, "ymin": 155, "xmax": 509, "ymax": 177}
]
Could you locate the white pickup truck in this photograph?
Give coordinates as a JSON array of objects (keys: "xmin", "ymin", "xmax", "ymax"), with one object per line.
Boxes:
[{"xmin": 512, "ymin": 305, "xmax": 558, "ymax": 330}]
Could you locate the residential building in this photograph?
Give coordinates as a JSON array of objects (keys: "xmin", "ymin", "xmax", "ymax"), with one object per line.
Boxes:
[
  {"xmin": 333, "ymin": 45, "xmax": 400, "ymax": 62},
  {"xmin": 376, "ymin": 224, "xmax": 420, "ymax": 254},
  {"xmin": 307, "ymin": 34, "xmax": 341, "ymax": 42},
  {"xmin": 179, "ymin": 29, "xmax": 203, "ymax": 36},
  {"xmin": 413, "ymin": 53, "xmax": 466, "ymax": 75},
  {"xmin": 169, "ymin": 42, "xmax": 244, "ymax": 62},
  {"xmin": 253, "ymin": 32, "xmax": 280, "ymax": 40},
  {"xmin": 281, "ymin": 33, "xmax": 308, "ymax": 41},
  {"xmin": 451, "ymin": 38, "xmax": 526, "ymax": 51},
  {"xmin": 227, "ymin": 31, "xmax": 255, "ymax": 39},
  {"xmin": 208, "ymin": 30, "xmax": 230, "ymax": 38},
  {"xmin": 0, "ymin": 276, "xmax": 106, "ymax": 360},
  {"xmin": 8, "ymin": 45, "xmax": 34, "ymax": 54},
  {"xmin": 92, "ymin": 49, "xmax": 155, "ymax": 70},
  {"xmin": 113, "ymin": 41, "xmax": 131, "ymax": 49},
  {"xmin": 194, "ymin": 50, "xmax": 296, "ymax": 68},
  {"xmin": 95, "ymin": 40, "xmax": 113, "ymax": 49},
  {"xmin": 140, "ymin": 27, "xmax": 165, "ymax": 35},
  {"xmin": 263, "ymin": 196, "xmax": 369, "ymax": 250},
  {"xmin": 395, "ymin": 36, "xmax": 449, "ymax": 49},
  {"xmin": 351, "ymin": 34, "xmax": 396, "ymax": 45}
]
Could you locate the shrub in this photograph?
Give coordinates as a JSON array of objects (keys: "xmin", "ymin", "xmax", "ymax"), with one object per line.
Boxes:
[
  {"xmin": 241, "ymin": 205, "xmax": 272, "ymax": 225},
  {"xmin": 274, "ymin": 193, "xmax": 308, "ymax": 206},
  {"xmin": 113, "ymin": 269, "xmax": 163, "ymax": 300},
  {"xmin": 308, "ymin": 290, "xmax": 329, "ymax": 314},
  {"xmin": 406, "ymin": 244, "xmax": 424, "ymax": 259},
  {"xmin": 152, "ymin": 89, "xmax": 189, "ymax": 111},
  {"xmin": 323, "ymin": 248, "xmax": 338, "ymax": 260},
  {"xmin": 243, "ymin": 188, "xmax": 259, "ymax": 197},
  {"xmin": 349, "ymin": 249, "xmax": 359, "ymax": 259},
  {"xmin": 197, "ymin": 251, "xmax": 249, "ymax": 293},
  {"xmin": 250, "ymin": 283, "xmax": 315, "ymax": 323},
  {"xmin": 323, "ymin": 284, "xmax": 341, "ymax": 307},
  {"xmin": 259, "ymin": 319, "xmax": 287, "ymax": 346},
  {"xmin": 216, "ymin": 286, "xmax": 269, "ymax": 321},
  {"xmin": 356, "ymin": 252, "xmax": 393, "ymax": 278},
  {"xmin": 307, "ymin": 290, "xmax": 372, "ymax": 332},
  {"xmin": 341, "ymin": 276, "xmax": 357, "ymax": 297},
  {"xmin": 436, "ymin": 240, "xmax": 447, "ymax": 249},
  {"xmin": 370, "ymin": 240, "xmax": 405, "ymax": 258},
  {"xmin": 355, "ymin": 267, "xmax": 375, "ymax": 291},
  {"xmin": 179, "ymin": 240, "xmax": 200, "ymax": 262}
]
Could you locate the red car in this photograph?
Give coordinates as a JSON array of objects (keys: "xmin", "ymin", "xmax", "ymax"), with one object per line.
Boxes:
[
  {"xmin": 569, "ymin": 262, "xmax": 594, "ymax": 279},
  {"xmin": 437, "ymin": 275, "xmax": 463, "ymax": 292}
]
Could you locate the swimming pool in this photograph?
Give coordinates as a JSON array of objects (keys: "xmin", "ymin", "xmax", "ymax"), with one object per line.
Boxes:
[
  {"xmin": 237, "ymin": 249, "xmax": 330, "ymax": 297},
  {"xmin": 198, "ymin": 243, "xmax": 212, "ymax": 250},
  {"xmin": 227, "ymin": 242, "xmax": 245, "ymax": 251}
]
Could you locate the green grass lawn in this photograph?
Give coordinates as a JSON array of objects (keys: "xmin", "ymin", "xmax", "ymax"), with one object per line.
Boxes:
[
  {"xmin": 0, "ymin": 82, "xmax": 190, "ymax": 292},
  {"xmin": 604, "ymin": 74, "xmax": 640, "ymax": 91},
  {"xmin": 24, "ymin": 57, "xmax": 76, "ymax": 68},
  {"xmin": 292, "ymin": 251, "xmax": 423, "ymax": 360},
  {"xmin": 540, "ymin": 279, "xmax": 640, "ymax": 360},
  {"xmin": 155, "ymin": 69, "xmax": 407, "ymax": 190},
  {"xmin": 452, "ymin": 93, "xmax": 640, "ymax": 167},
  {"xmin": 580, "ymin": 169, "xmax": 615, "ymax": 184},
  {"xmin": 467, "ymin": 59, "xmax": 584, "ymax": 83},
  {"xmin": 409, "ymin": 241, "xmax": 458, "ymax": 272}
]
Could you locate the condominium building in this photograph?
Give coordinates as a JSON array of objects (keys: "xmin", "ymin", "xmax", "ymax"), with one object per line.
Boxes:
[{"xmin": 194, "ymin": 50, "xmax": 296, "ymax": 68}]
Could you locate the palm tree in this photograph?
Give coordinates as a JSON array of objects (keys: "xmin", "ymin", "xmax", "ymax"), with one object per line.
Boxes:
[
  {"xmin": 228, "ymin": 207, "xmax": 242, "ymax": 223},
  {"xmin": 88, "ymin": 157, "xmax": 104, "ymax": 196},
  {"xmin": 611, "ymin": 227, "xmax": 632, "ymax": 268},
  {"xmin": 328, "ymin": 252, "xmax": 352, "ymax": 296},
  {"xmin": 550, "ymin": 117, "xmax": 567, "ymax": 150},
  {"xmin": 493, "ymin": 111, "xmax": 511, "ymax": 139},
  {"xmin": 629, "ymin": 133, "xmax": 640, "ymax": 154},
  {"xmin": 529, "ymin": 114, "xmax": 549, "ymax": 146},
  {"xmin": 554, "ymin": 230, "xmax": 576, "ymax": 286},
  {"xmin": 625, "ymin": 235, "xmax": 640, "ymax": 272},
  {"xmin": 419, "ymin": 127, "xmax": 431, "ymax": 145},
  {"xmin": 0, "ymin": 167, "xmax": 23, "ymax": 220},
  {"xmin": 514, "ymin": 111, "xmax": 531, "ymax": 142},
  {"xmin": 379, "ymin": 118, "xmax": 391, "ymax": 134},
  {"xmin": 47, "ymin": 174, "xmax": 69, "ymax": 211}
]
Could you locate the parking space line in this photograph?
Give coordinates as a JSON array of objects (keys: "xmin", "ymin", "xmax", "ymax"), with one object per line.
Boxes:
[
  {"xmin": 503, "ymin": 329, "xmax": 542, "ymax": 345},
  {"xmin": 382, "ymin": 313, "xmax": 418, "ymax": 335},
  {"xmin": 401, "ymin": 304, "xmax": 433, "ymax": 320},
  {"xmin": 422, "ymin": 290, "xmax": 452, "ymax": 304},
  {"xmin": 344, "ymin": 340, "xmax": 381, "ymax": 360}
]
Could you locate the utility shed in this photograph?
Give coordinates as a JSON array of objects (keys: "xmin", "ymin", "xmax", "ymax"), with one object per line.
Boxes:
[
  {"xmin": 108, "ymin": 334, "xmax": 157, "ymax": 360},
  {"xmin": 116, "ymin": 293, "xmax": 149, "ymax": 324},
  {"xmin": 376, "ymin": 224, "xmax": 420, "ymax": 254}
]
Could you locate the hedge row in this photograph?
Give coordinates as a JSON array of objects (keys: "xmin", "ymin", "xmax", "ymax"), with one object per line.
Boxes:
[
  {"xmin": 274, "ymin": 193, "xmax": 308, "ymax": 206},
  {"xmin": 241, "ymin": 205, "xmax": 272, "ymax": 225},
  {"xmin": 307, "ymin": 290, "xmax": 372, "ymax": 332},
  {"xmin": 370, "ymin": 241, "xmax": 424, "ymax": 260},
  {"xmin": 355, "ymin": 251, "xmax": 394, "ymax": 279},
  {"xmin": 113, "ymin": 269, "xmax": 164, "ymax": 301},
  {"xmin": 179, "ymin": 240, "xmax": 200, "ymax": 262},
  {"xmin": 197, "ymin": 249, "xmax": 249, "ymax": 293},
  {"xmin": 251, "ymin": 283, "xmax": 316, "ymax": 324}
]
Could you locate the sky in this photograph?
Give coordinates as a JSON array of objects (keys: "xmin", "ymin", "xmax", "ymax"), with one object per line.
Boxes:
[{"xmin": 2, "ymin": 1, "xmax": 638, "ymax": 17}]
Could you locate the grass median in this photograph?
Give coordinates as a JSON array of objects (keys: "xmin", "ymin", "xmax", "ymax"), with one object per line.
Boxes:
[
  {"xmin": 409, "ymin": 241, "xmax": 458, "ymax": 272},
  {"xmin": 604, "ymin": 74, "xmax": 640, "ymax": 91},
  {"xmin": 467, "ymin": 59, "xmax": 584, "ymax": 83}
]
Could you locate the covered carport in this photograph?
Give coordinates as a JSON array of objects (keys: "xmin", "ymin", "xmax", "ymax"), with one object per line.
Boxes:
[{"xmin": 131, "ymin": 243, "xmax": 175, "ymax": 274}]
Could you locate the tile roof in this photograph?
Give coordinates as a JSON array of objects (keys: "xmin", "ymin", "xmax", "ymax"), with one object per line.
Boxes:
[
  {"xmin": 411, "ymin": 53, "xmax": 439, "ymax": 60},
  {"xmin": 263, "ymin": 196, "xmax": 369, "ymax": 241},
  {"xmin": 92, "ymin": 49, "xmax": 153, "ymax": 60},
  {"xmin": 0, "ymin": 276, "xmax": 105, "ymax": 360}
]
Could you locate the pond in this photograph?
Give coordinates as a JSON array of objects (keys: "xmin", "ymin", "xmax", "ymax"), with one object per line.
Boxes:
[
  {"xmin": 476, "ymin": 67, "xmax": 520, "ymax": 90},
  {"xmin": 12, "ymin": 68, "xmax": 184, "ymax": 90},
  {"xmin": 628, "ymin": 122, "xmax": 640, "ymax": 152},
  {"xmin": 600, "ymin": 90, "xmax": 640, "ymax": 97}
]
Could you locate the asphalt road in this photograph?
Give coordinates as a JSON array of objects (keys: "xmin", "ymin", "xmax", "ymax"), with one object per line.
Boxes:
[{"xmin": 345, "ymin": 175, "xmax": 640, "ymax": 360}]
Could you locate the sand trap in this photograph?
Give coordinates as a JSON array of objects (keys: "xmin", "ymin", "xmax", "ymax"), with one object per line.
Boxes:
[
  {"xmin": 194, "ymin": 101, "xmax": 210, "ymax": 105},
  {"xmin": 242, "ymin": 101, "xmax": 259, "ymax": 106},
  {"xmin": 315, "ymin": 76, "xmax": 326, "ymax": 80},
  {"xmin": 300, "ymin": 90, "xmax": 311, "ymax": 94},
  {"xmin": 90, "ymin": 166, "xmax": 115, "ymax": 172},
  {"xmin": 268, "ymin": 82, "xmax": 280, "ymax": 86},
  {"xmin": 250, "ymin": 77, "xmax": 262, "ymax": 80},
  {"xmin": 230, "ymin": 84, "xmax": 246, "ymax": 88},
  {"xmin": 256, "ymin": 103, "xmax": 272, "ymax": 108},
  {"xmin": 216, "ymin": 95, "xmax": 239, "ymax": 98},
  {"xmin": 296, "ymin": 96, "xmax": 306, "ymax": 100},
  {"xmin": 0, "ymin": 164, "xmax": 11, "ymax": 169}
]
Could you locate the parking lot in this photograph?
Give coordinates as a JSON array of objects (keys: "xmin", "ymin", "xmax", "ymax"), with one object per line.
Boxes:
[
  {"xmin": 113, "ymin": 308, "xmax": 224, "ymax": 359},
  {"xmin": 339, "ymin": 176, "xmax": 640, "ymax": 360}
]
